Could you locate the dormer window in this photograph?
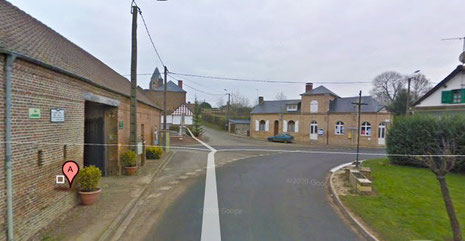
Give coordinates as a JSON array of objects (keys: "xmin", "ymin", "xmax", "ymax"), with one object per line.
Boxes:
[{"xmin": 287, "ymin": 105, "xmax": 298, "ymax": 111}]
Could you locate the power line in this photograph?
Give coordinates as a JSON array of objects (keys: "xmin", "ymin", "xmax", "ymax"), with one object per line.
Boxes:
[
  {"xmin": 169, "ymin": 72, "xmax": 372, "ymax": 84},
  {"xmin": 168, "ymin": 74, "xmax": 224, "ymax": 96}
]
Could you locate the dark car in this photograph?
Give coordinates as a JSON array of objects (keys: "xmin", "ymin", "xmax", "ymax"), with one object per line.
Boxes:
[{"xmin": 267, "ymin": 133, "xmax": 294, "ymax": 143}]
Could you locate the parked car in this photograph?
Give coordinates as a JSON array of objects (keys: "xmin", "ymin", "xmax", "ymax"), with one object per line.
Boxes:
[{"xmin": 267, "ymin": 133, "xmax": 294, "ymax": 143}]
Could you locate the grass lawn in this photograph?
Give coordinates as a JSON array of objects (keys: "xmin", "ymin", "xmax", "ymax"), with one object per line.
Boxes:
[{"xmin": 340, "ymin": 158, "xmax": 465, "ymax": 241}]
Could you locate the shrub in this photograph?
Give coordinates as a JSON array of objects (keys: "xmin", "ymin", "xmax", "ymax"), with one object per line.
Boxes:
[
  {"xmin": 78, "ymin": 165, "xmax": 102, "ymax": 192},
  {"xmin": 386, "ymin": 114, "xmax": 465, "ymax": 173},
  {"xmin": 121, "ymin": 150, "xmax": 137, "ymax": 167},
  {"xmin": 146, "ymin": 146, "xmax": 163, "ymax": 159}
]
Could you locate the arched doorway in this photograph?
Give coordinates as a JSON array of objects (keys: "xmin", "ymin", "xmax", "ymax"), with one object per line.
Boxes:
[
  {"xmin": 310, "ymin": 121, "xmax": 318, "ymax": 140},
  {"xmin": 378, "ymin": 122, "xmax": 386, "ymax": 145},
  {"xmin": 274, "ymin": 120, "xmax": 279, "ymax": 135}
]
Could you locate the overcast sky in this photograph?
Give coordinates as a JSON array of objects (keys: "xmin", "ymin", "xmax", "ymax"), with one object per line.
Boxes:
[{"xmin": 9, "ymin": 0, "xmax": 465, "ymax": 106}]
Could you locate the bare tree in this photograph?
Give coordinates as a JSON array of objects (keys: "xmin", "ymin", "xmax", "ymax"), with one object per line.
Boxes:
[
  {"xmin": 411, "ymin": 73, "xmax": 433, "ymax": 102},
  {"xmin": 216, "ymin": 96, "xmax": 224, "ymax": 108},
  {"xmin": 275, "ymin": 91, "xmax": 287, "ymax": 100},
  {"xmin": 231, "ymin": 91, "xmax": 250, "ymax": 108},
  {"xmin": 371, "ymin": 71, "xmax": 405, "ymax": 105},
  {"xmin": 418, "ymin": 137, "xmax": 463, "ymax": 241}
]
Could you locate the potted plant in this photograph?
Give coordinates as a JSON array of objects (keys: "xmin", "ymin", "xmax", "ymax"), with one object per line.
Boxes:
[
  {"xmin": 121, "ymin": 150, "xmax": 137, "ymax": 175},
  {"xmin": 77, "ymin": 165, "xmax": 102, "ymax": 205},
  {"xmin": 146, "ymin": 146, "xmax": 163, "ymax": 160}
]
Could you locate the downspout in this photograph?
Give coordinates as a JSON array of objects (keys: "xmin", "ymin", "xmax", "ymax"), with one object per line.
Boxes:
[{"xmin": 4, "ymin": 54, "xmax": 16, "ymax": 241}]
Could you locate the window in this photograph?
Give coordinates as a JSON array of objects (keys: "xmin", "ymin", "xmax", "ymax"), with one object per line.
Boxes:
[
  {"xmin": 288, "ymin": 120, "xmax": 295, "ymax": 132},
  {"xmin": 335, "ymin": 121, "xmax": 344, "ymax": 135},
  {"xmin": 442, "ymin": 89, "xmax": 465, "ymax": 104},
  {"xmin": 453, "ymin": 90, "xmax": 462, "ymax": 103},
  {"xmin": 361, "ymin": 122, "xmax": 371, "ymax": 136},
  {"xmin": 310, "ymin": 121, "xmax": 318, "ymax": 134},
  {"xmin": 310, "ymin": 100, "xmax": 318, "ymax": 113},
  {"xmin": 287, "ymin": 105, "xmax": 298, "ymax": 111},
  {"xmin": 259, "ymin": 120, "xmax": 266, "ymax": 131}
]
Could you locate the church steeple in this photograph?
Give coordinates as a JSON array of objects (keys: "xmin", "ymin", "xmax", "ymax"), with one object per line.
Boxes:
[{"xmin": 150, "ymin": 67, "xmax": 164, "ymax": 90}]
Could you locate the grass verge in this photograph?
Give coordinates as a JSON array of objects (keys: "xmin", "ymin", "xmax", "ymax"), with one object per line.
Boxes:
[{"xmin": 340, "ymin": 158, "xmax": 465, "ymax": 241}]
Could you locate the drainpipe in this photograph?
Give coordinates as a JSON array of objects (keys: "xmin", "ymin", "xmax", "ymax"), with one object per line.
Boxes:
[{"xmin": 4, "ymin": 54, "xmax": 16, "ymax": 241}]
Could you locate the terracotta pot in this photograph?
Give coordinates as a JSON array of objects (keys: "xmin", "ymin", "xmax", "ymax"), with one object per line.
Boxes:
[
  {"xmin": 79, "ymin": 188, "xmax": 102, "ymax": 205},
  {"xmin": 125, "ymin": 166, "xmax": 137, "ymax": 175}
]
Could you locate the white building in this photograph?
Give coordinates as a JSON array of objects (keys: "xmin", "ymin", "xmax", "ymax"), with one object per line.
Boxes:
[
  {"xmin": 161, "ymin": 103, "xmax": 193, "ymax": 126},
  {"xmin": 413, "ymin": 65, "xmax": 465, "ymax": 114}
]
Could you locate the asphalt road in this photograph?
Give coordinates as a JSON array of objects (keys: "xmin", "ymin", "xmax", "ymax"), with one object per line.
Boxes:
[{"xmin": 147, "ymin": 127, "xmax": 385, "ymax": 241}]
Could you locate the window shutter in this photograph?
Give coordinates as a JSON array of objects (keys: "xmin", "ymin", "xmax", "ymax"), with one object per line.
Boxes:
[
  {"xmin": 265, "ymin": 120, "xmax": 270, "ymax": 131},
  {"xmin": 461, "ymin": 89, "xmax": 465, "ymax": 103},
  {"xmin": 295, "ymin": 121, "xmax": 299, "ymax": 132},
  {"xmin": 255, "ymin": 120, "xmax": 259, "ymax": 131},
  {"xmin": 283, "ymin": 120, "xmax": 288, "ymax": 132},
  {"xmin": 441, "ymin": 90, "xmax": 452, "ymax": 104}
]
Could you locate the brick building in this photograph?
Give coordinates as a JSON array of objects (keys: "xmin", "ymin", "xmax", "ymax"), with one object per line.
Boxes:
[
  {"xmin": 250, "ymin": 83, "xmax": 392, "ymax": 147},
  {"xmin": 0, "ymin": 1, "xmax": 161, "ymax": 240}
]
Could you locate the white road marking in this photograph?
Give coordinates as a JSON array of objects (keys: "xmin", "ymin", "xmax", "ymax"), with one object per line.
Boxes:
[{"xmin": 187, "ymin": 128, "xmax": 222, "ymax": 241}]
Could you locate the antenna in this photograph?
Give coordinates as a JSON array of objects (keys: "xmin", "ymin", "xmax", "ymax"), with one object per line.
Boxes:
[{"xmin": 442, "ymin": 36, "xmax": 465, "ymax": 64}]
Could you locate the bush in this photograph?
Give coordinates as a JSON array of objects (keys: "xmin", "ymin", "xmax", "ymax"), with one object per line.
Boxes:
[
  {"xmin": 386, "ymin": 114, "xmax": 465, "ymax": 173},
  {"xmin": 121, "ymin": 150, "xmax": 137, "ymax": 167},
  {"xmin": 78, "ymin": 165, "xmax": 102, "ymax": 192},
  {"xmin": 146, "ymin": 146, "xmax": 163, "ymax": 159}
]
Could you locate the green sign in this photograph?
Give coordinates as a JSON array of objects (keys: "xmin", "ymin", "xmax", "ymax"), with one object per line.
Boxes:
[
  {"xmin": 28, "ymin": 108, "xmax": 41, "ymax": 119},
  {"xmin": 119, "ymin": 120, "xmax": 124, "ymax": 129}
]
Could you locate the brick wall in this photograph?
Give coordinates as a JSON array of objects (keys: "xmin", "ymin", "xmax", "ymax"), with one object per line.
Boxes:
[{"xmin": 0, "ymin": 57, "xmax": 161, "ymax": 240}]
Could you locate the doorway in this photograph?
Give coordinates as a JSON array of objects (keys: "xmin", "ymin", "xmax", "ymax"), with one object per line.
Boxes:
[
  {"xmin": 310, "ymin": 121, "xmax": 318, "ymax": 140},
  {"xmin": 274, "ymin": 120, "xmax": 279, "ymax": 135},
  {"xmin": 378, "ymin": 122, "xmax": 386, "ymax": 145},
  {"xmin": 84, "ymin": 102, "xmax": 106, "ymax": 174}
]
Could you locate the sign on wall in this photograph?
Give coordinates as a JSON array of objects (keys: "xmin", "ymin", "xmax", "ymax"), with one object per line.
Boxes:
[
  {"xmin": 119, "ymin": 120, "xmax": 124, "ymax": 129},
  {"xmin": 318, "ymin": 129, "xmax": 324, "ymax": 135},
  {"xmin": 137, "ymin": 141, "xmax": 143, "ymax": 155},
  {"xmin": 50, "ymin": 109, "xmax": 65, "ymax": 123},
  {"xmin": 28, "ymin": 108, "xmax": 41, "ymax": 119}
]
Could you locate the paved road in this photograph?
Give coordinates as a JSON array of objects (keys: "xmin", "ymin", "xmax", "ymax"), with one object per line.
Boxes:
[{"xmin": 147, "ymin": 127, "xmax": 385, "ymax": 241}]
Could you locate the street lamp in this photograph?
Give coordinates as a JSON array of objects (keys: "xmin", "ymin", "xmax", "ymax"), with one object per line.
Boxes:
[{"xmin": 406, "ymin": 70, "xmax": 420, "ymax": 115}]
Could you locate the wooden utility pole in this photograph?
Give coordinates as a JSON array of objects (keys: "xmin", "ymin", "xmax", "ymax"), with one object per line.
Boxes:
[
  {"xmin": 130, "ymin": 5, "xmax": 138, "ymax": 151},
  {"xmin": 352, "ymin": 91, "xmax": 367, "ymax": 168},
  {"xmin": 226, "ymin": 92, "xmax": 231, "ymax": 129},
  {"xmin": 162, "ymin": 66, "xmax": 168, "ymax": 149}
]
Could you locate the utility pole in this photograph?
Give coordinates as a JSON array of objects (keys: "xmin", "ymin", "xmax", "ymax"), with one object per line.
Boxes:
[
  {"xmin": 352, "ymin": 91, "xmax": 367, "ymax": 168},
  {"xmin": 163, "ymin": 66, "xmax": 168, "ymax": 149},
  {"xmin": 130, "ymin": 4, "xmax": 138, "ymax": 152},
  {"xmin": 225, "ymin": 92, "xmax": 231, "ymax": 129},
  {"xmin": 406, "ymin": 70, "xmax": 420, "ymax": 115}
]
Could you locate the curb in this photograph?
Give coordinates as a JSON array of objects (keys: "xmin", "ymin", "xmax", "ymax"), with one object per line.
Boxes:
[
  {"xmin": 327, "ymin": 161, "xmax": 380, "ymax": 241},
  {"xmin": 97, "ymin": 151, "xmax": 175, "ymax": 241}
]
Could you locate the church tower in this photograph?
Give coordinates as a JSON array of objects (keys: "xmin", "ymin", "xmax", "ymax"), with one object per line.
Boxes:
[{"xmin": 149, "ymin": 67, "xmax": 164, "ymax": 90}]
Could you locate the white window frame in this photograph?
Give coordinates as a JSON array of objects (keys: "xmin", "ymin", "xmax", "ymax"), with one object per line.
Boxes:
[
  {"xmin": 310, "ymin": 100, "xmax": 318, "ymax": 113},
  {"xmin": 335, "ymin": 121, "xmax": 344, "ymax": 135},
  {"xmin": 361, "ymin": 121, "xmax": 371, "ymax": 136},
  {"xmin": 287, "ymin": 105, "xmax": 298, "ymax": 111}
]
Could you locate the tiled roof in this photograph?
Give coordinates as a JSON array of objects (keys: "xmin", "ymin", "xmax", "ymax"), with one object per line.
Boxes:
[
  {"xmin": 229, "ymin": 119, "xmax": 250, "ymax": 124},
  {"xmin": 329, "ymin": 96, "xmax": 384, "ymax": 113},
  {"xmin": 251, "ymin": 99, "xmax": 301, "ymax": 114},
  {"xmin": 151, "ymin": 81, "xmax": 186, "ymax": 93},
  {"xmin": 0, "ymin": 0, "xmax": 160, "ymax": 109},
  {"xmin": 301, "ymin": 86, "xmax": 340, "ymax": 97}
]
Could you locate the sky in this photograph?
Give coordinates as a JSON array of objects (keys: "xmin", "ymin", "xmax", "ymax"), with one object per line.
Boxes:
[{"xmin": 8, "ymin": 0, "xmax": 465, "ymax": 106}]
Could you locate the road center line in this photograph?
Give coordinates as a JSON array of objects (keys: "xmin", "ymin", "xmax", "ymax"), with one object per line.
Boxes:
[{"xmin": 187, "ymin": 129, "xmax": 221, "ymax": 241}]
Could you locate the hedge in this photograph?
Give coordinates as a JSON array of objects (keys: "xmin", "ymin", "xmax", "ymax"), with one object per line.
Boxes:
[
  {"xmin": 146, "ymin": 146, "xmax": 163, "ymax": 159},
  {"xmin": 386, "ymin": 114, "xmax": 465, "ymax": 173}
]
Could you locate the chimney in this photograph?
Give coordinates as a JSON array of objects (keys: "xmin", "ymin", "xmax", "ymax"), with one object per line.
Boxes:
[
  {"xmin": 305, "ymin": 82, "xmax": 313, "ymax": 92},
  {"xmin": 258, "ymin": 96, "xmax": 264, "ymax": 105},
  {"xmin": 178, "ymin": 80, "xmax": 183, "ymax": 89}
]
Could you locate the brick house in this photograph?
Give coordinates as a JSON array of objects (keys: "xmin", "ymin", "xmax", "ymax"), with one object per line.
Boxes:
[
  {"xmin": 0, "ymin": 1, "xmax": 161, "ymax": 240},
  {"xmin": 250, "ymin": 83, "xmax": 392, "ymax": 147},
  {"xmin": 412, "ymin": 65, "xmax": 465, "ymax": 114}
]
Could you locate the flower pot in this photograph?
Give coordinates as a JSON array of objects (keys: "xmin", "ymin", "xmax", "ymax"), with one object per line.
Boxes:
[
  {"xmin": 125, "ymin": 166, "xmax": 137, "ymax": 175},
  {"xmin": 79, "ymin": 188, "xmax": 102, "ymax": 205}
]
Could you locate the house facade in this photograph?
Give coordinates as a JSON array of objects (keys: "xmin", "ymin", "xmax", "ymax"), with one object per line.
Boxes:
[
  {"xmin": 412, "ymin": 65, "xmax": 465, "ymax": 114},
  {"xmin": 0, "ymin": 1, "xmax": 161, "ymax": 240},
  {"xmin": 250, "ymin": 83, "xmax": 392, "ymax": 147},
  {"xmin": 228, "ymin": 119, "xmax": 251, "ymax": 136}
]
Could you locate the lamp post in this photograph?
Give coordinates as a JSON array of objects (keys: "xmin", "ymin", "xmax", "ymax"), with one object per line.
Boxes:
[
  {"xmin": 406, "ymin": 70, "xmax": 420, "ymax": 115},
  {"xmin": 224, "ymin": 89, "xmax": 231, "ymax": 130}
]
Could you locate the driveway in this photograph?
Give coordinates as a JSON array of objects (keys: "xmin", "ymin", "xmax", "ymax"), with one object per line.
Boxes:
[{"xmin": 144, "ymin": 127, "xmax": 385, "ymax": 241}]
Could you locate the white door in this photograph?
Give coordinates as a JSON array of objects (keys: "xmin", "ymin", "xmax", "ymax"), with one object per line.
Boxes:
[
  {"xmin": 310, "ymin": 121, "xmax": 318, "ymax": 140},
  {"xmin": 378, "ymin": 122, "xmax": 386, "ymax": 145}
]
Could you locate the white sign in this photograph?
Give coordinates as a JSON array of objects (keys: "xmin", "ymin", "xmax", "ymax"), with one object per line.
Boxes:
[
  {"xmin": 50, "ymin": 109, "xmax": 65, "ymax": 123},
  {"xmin": 318, "ymin": 129, "xmax": 324, "ymax": 135},
  {"xmin": 137, "ymin": 142, "xmax": 143, "ymax": 155}
]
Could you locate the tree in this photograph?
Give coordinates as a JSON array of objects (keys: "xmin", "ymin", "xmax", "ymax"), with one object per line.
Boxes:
[
  {"xmin": 371, "ymin": 71, "xmax": 405, "ymax": 106},
  {"xmin": 388, "ymin": 89, "xmax": 409, "ymax": 115},
  {"xmin": 199, "ymin": 101, "xmax": 212, "ymax": 109},
  {"xmin": 191, "ymin": 100, "xmax": 202, "ymax": 137},
  {"xmin": 387, "ymin": 115, "xmax": 465, "ymax": 241},
  {"xmin": 411, "ymin": 73, "xmax": 433, "ymax": 102},
  {"xmin": 275, "ymin": 91, "xmax": 287, "ymax": 100}
]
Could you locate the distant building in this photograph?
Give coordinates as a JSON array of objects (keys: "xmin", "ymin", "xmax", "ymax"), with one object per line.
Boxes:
[
  {"xmin": 228, "ymin": 119, "xmax": 250, "ymax": 136},
  {"xmin": 162, "ymin": 103, "xmax": 194, "ymax": 126},
  {"xmin": 250, "ymin": 83, "xmax": 392, "ymax": 147},
  {"xmin": 412, "ymin": 65, "xmax": 465, "ymax": 114}
]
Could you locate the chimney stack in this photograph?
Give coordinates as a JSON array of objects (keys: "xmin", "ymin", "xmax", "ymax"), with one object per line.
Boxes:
[
  {"xmin": 178, "ymin": 80, "xmax": 183, "ymax": 89},
  {"xmin": 258, "ymin": 96, "xmax": 264, "ymax": 105},
  {"xmin": 305, "ymin": 83, "xmax": 313, "ymax": 92}
]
